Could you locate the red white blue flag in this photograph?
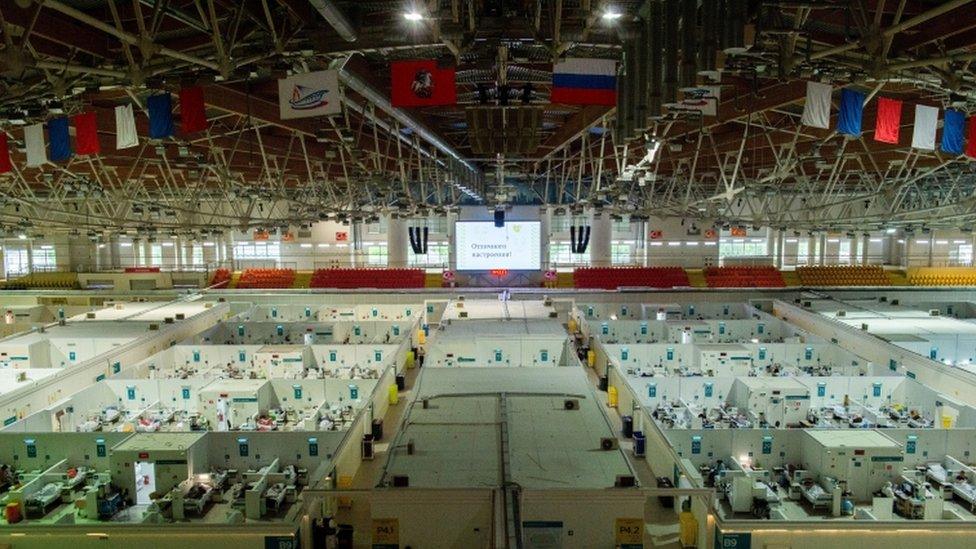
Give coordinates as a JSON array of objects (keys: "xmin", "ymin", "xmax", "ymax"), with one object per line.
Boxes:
[{"xmin": 550, "ymin": 58, "xmax": 617, "ymax": 106}]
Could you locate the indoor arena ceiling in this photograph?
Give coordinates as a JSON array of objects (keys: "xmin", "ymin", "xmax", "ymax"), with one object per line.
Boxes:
[{"xmin": 1, "ymin": 0, "xmax": 976, "ymax": 238}]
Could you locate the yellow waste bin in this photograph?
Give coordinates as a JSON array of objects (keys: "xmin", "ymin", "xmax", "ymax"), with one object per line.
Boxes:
[
  {"xmin": 587, "ymin": 350, "xmax": 596, "ymax": 368},
  {"xmin": 942, "ymin": 415, "xmax": 953, "ymax": 429},
  {"xmin": 388, "ymin": 384, "xmax": 399, "ymax": 405},
  {"xmin": 608, "ymin": 386, "xmax": 618, "ymax": 408},
  {"xmin": 417, "ymin": 330, "xmax": 426, "ymax": 345},
  {"xmin": 405, "ymin": 351, "xmax": 415, "ymax": 369},
  {"xmin": 567, "ymin": 318, "xmax": 578, "ymax": 334},
  {"xmin": 678, "ymin": 511, "xmax": 698, "ymax": 547}
]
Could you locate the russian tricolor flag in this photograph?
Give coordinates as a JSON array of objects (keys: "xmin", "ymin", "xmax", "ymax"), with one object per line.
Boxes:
[{"xmin": 551, "ymin": 58, "xmax": 617, "ymax": 106}]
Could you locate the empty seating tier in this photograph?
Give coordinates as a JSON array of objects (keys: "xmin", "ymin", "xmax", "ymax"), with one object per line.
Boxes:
[
  {"xmin": 3, "ymin": 272, "xmax": 79, "ymax": 290},
  {"xmin": 310, "ymin": 268, "xmax": 425, "ymax": 289},
  {"xmin": 908, "ymin": 267, "xmax": 976, "ymax": 286},
  {"xmin": 574, "ymin": 267, "xmax": 690, "ymax": 289},
  {"xmin": 796, "ymin": 266, "xmax": 890, "ymax": 286},
  {"xmin": 208, "ymin": 268, "xmax": 231, "ymax": 288},
  {"xmin": 235, "ymin": 269, "xmax": 295, "ymax": 289},
  {"xmin": 704, "ymin": 266, "xmax": 785, "ymax": 288}
]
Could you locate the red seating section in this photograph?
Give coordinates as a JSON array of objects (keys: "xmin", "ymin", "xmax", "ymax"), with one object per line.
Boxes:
[
  {"xmin": 574, "ymin": 267, "xmax": 690, "ymax": 289},
  {"xmin": 209, "ymin": 268, "xmax": 231, "ymax": 288},
  {"xmin": 705, "ymin": 266, "xmax": 785, "ymax": 288},
  {"xmin": 310, "ymin": 268, "xmax": 425, "ymax": 289},
  {"xmin": 236, "ymin": 268, "xmax": 295, "ymax": 289}
]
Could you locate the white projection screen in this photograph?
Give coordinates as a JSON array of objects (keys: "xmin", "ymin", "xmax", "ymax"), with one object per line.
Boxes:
[{"xmin": 455, "ymin": 221, "xmax": 542, "ymax": 270}]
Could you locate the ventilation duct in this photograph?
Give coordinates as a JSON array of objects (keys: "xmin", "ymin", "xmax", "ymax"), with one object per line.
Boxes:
[
  {"xmin": 680, "ymin": 0, "xmax": 698, "ymax": 88},
  {"xmin": 625, "ymin": 27, "xmax": 641, "ymax": 138},
  {"xmin": 635, "ymin": 19, "xmax": 650, "ymax": 131},
  {"xmin": 663, "ymin": 0, "xmax": 680, "ymax": 105},
  {"xmin": 700, "ymin": 0, "xmax": 719, "ymax": 72},
  {"xmin": 647, "ymin": 0, "xmax": 663, "ymax": 118},
  {"xmin": 724, "ymin": 0, "xmax": 746, "ymax": 52},
  {"xmin": 615, "ymin": 42, "xmax": 631, "ymax": 142},
  {"xmin": 308, "ymin": 0, "xmax": 357, "ymax": 42}
]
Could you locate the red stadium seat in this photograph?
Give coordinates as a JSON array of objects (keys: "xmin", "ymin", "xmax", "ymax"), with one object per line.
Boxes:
[
  {"xmin": 236, "ymin": 268, "xmax": 296, "ymax": 289},
  {"xmin": 309, "ymin": 268, "xmax": 425, "ymax": 289},
  {"xmin": 704, "ymin": 266, "xmax": 785, "ymax": 288},
  {"xmin": 573, "ymin": 267, "xmax": 690, "ymax": 289}
]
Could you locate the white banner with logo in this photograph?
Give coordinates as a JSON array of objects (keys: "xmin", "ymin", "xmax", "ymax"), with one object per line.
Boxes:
[{"xmin": 278, "ymin": 70, "xmax": 341, "ymax": 119}]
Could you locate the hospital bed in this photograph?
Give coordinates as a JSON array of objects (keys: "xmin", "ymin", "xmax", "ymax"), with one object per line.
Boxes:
[
  {"xmin": 25, "ymin": 482, "xmax": 63, "ymax": 517},
  {"xmin": 800, "ymin": 480, "xmax": 833, "ymax": 509},
  {"xmin": 183, "ymin": 483, "xmax": 215, "ymax": 515}
]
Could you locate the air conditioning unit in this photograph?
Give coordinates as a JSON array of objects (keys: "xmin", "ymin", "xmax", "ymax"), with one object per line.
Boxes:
[
  {"xmin": 392, "ymin": 475, "xmax": 409, "ymax": 487},
  {"xmin": 929, "ymin": 309, "xmax": 941, "ymax": 317},
  {"xmin": 600, "ymin": 437, "xmax": 619, "ymax": 451},
  {"xmin": 564, "ymin": 399, "xmax": 579, "ymax": 410},
  {"xmin": 459, "ymin": 311, "xmax": 468, "ymax": 318},
  {"xmin": 175, "ymin": 313, "xmax": 185, "ymax": 320},
  {"xmin": 836, "ymin": 310, "xmax": 846, "ymax": 317}
]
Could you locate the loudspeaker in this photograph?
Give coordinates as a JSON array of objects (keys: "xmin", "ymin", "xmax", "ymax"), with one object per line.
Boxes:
[
  {"xmin": 564, "ymin": 399, "xmax": 579, "ymax": 410},
  {"xmin": 614, "ymin": 475, "xmax": 636, "ymax": 487},
  {"xmin": 494, "ymin": 209, "xmax": 505, "ymax": 227},
  {"xmin": 392, "ymin": 475, "xmax": 410, "ymax": 487},
  {"xmin": 600, "ymin": 437, "xmax": 618, "ymax": 450}
]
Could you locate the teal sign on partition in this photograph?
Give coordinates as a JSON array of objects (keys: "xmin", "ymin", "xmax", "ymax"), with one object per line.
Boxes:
[
  {"xmin": 762, "ymin": 436, "xmax": 772, "ymax": 455},
  {"xmin": 667, "ymin": 347, "xmax": 674, "ymax": 360},
  {"xmin": 349, "ymin": 384, "xmax": 359, "ymax": 400},
  {"xmin": 757, "ymin": 323, "xmax": 765, "ymax": 335},
  {"xmin": 804, "ymin": 347, "xmax": 813, "ymax": 360},
  {"xmin": 427, "ymin": 304, "xmax": 434, "ymax": 313},
  {"xmin": 494, "ymin": 349, "xmax": 503, "ymax": 362},
  {"xmin": 182, "ymin": 387, "xmax": 191, "ymax": 400},
  {"xmin": 758, "ymin": 347, "xmax": 767, "ymax": 360},
  {"xmin": 96, "ymin": 438, "xmax": 106, "ymax": 458},
  {"xmin": 906, "ymin": 435, "xmax": 917, "ymax": 454},
  {"xmin": 688, "ymin": 305, "xmax": 695, "ymax": 315},
  {"xmin": 406, "ymin": 308, "xmax": 412, "ymax": 317},
  {"xmin": 308, "ymin": 437, "xmax": 318, "ymax": 457},
  {"xmin": 305, "ymin": 307, "xmax": 311, "ymax": 318},
  {"xmin": 648, "ymin": 383, "xmax": 656, "ymax": 398},
  {"xmin": 374, "ymin": 350, "xmax": 382, "ymax": 362},
  {"xmin": 392, "ymin": 325, "xmax": 400, "ymax": 336},
  {"xmin": 293, "ymin": 385, "xmax": 302, "ymax": 400},
  {"xmin": 238, "ymin": 325, "xmax": 245, "ymax": 337},
  {"xmin": 112, "ymin": 362, "xmax": 121, "ymax": 374},
  {"xmin": 69, "ymin": 351, "xmax": 76, "ymax": 362},
  {"xmin": 621, "ymin": 348, "xmax": 629, "ymax": 361},
  {"xmin": 271, "ymin": 307, "xmax": 278, "ymax": 318},
  {"xmin": 587, "ymin": 306, "xmax": 594, "ymax": 317},
  {"xmin": 329, "ymin": 350, "xmax": 337, "ymax": 362},
  {"xmin": 371, "ymin": 308, "xmax": 378, "ymax": 318},
  {"xmin": 817, "ymin": 382, "xmax": 826, "ymax": 397},
  {"xmin": 126, "ymin": 386, "xmax": 136, "ymax": 400},
  {"xmin": 239, "ymin": 350, "xmax": 246, "ymax": 362},
  {"xmin": 873, "ymin": 383, "xmax": 883, "ymax": 397},
  {"xmin": 691, "ymin": 435, "xmax": 701, "ymax": 455},
  {"xmin": 621, "ymin": 306, "xmax": 628, "ymax": 317},
  {"xmin": 723, "ymin": 305, "xmax": 729, "ymax": 315},
  {"xmin": 718, "ymin": 322, "xmax": 725, "ymax": 335},
  {"xmin": 704, "ymin": 382, "xmax": 713, "ymax": 398},
  {"xmin": 276, "ymin": 325, "xmax": 284, "ymax": 336},
  {"xmin": 640, "ymin": 322, "xmax": 648, "ymax": 336},
  {"xmin": 930, "ymin": 347, "xmax": 938, "ymax": 360},
  {"xmin": 601, "ymin": 322, "xmax": 609, "ymax": 335},
  {"xmin": 237, "ymin": 438, "xmax": 248, "ymax": 457},
  {"xmin": 193, "ymin": 350, "xmax": 200, "ymax": 363},
  {"xmin": 58, "ymin": 308, "xmax": 64, "ymax": 319},
  {"xmin": 714, "ymin": 531, "xmax": 751, "ymax": 549},
  {"xmin": 540, "ymin": 350, "xmax": 549, "ymax": 362},
  {"xmin": 354, "ymin": 325, "xmax": 361, "ymax": 336},
  {"xmin": 25, "ymin": 439, "xmax": 36, "ymax": 459},
  {"xmin": 889, "ymin": 359, "xmax": 898, "ymax": 371}
]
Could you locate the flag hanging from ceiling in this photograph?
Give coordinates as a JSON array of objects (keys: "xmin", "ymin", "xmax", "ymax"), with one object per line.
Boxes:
[
  {"xmin": 73, "ymin": 112, "xmax": 100, "ymax": 155},
  {"xmin": 390, "ymin": 60, "xmax": 457, "ymax": 107},
  {"xmin": 911, "ymin": 104, "xmax": 939, "ymax": 150},
  {"xmin": 874, "ymin": 97, "xmax": 902, "ymax": 144},
  {"xmin": 278, "ymin": 70, "xmax": 341, "ymax": 119},
  {"xmin": 179, "ymin": 86, "xmax": 208, "ymax": 133},
  {"xmin": 115, "ymin": 104, "xmax": 139, "ymax": 150},
  {"xmin": 0, "ymin": 133, "xmax": 11, "ymax": 174},
  {"xmin": 800, "ymin": 81, "xmax": 832, "ymax": 129},
  {"xmin": 24, "ymin": 123, "xmax": 46, "ymax": 167},
  {"xmin": 837, "ymin": 88, "xmax": 864, "ymax": 137},
  {"xmin": 147, "ymin": 93, "xmax": 174, "ymax": 139},
  {"xmin": 48, "ymin": 116, "xmax": 72, "ymax": 162},
  {"xmin": 967, "ymin": 117, "xmax": 976, "ymax": 159},
  {"xmin": 941, "ymin": 109, "xmax": 966, "ymax": 155},
  {"xmin": 550, "ymin": 58, "xmax": 617, "ymax": 106},
  {"xmin": 676, "ymin": 86, "xmax": 721, "ymax": 116}
]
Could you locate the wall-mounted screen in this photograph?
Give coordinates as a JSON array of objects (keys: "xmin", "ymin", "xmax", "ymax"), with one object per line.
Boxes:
[{"xmin": 455, "ymin": 221, "xmax": 541, "ymax": 271}]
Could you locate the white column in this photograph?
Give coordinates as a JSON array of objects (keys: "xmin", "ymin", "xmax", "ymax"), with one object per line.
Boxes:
[
  {"xmin": 818, "ymin": 234, "xmax": 827, "ymax": 264},
  {"xmin": 539, "ymin": 207, "xmax": 551, "ymax": 269},
  {"xmin": 774, "ymin": 229, "xmax": 785, "ymax": 268},
  {"xmin": 387, "ymin": 215, "xmax": 408, "ymax": 268},
  {"xmin": 223, "ymin": 234, "xmax": 235, "ymax": 269},
  {"xmin": 589, "ymin": 211, "xmax": 612, "ymax": 267},
  {"xmin": 447, "ymin": 211, "xmax": 457, "ymax": 272},
  {"xmin": 860, "ymin": 235, "xmax": 869, "ymax": 265},
  {"xmin": 928, "ymin": 234, "xmax": 935, "ymax": 267}
]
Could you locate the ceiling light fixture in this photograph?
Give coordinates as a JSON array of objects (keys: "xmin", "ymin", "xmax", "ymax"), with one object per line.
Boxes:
[
  {"xmin": 602, "ymin": 9, "xmax": 623, "ymax": 20},
  {"xmin": 404, "ymin": 11, "xmax": 423, "ymax": 21}
]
